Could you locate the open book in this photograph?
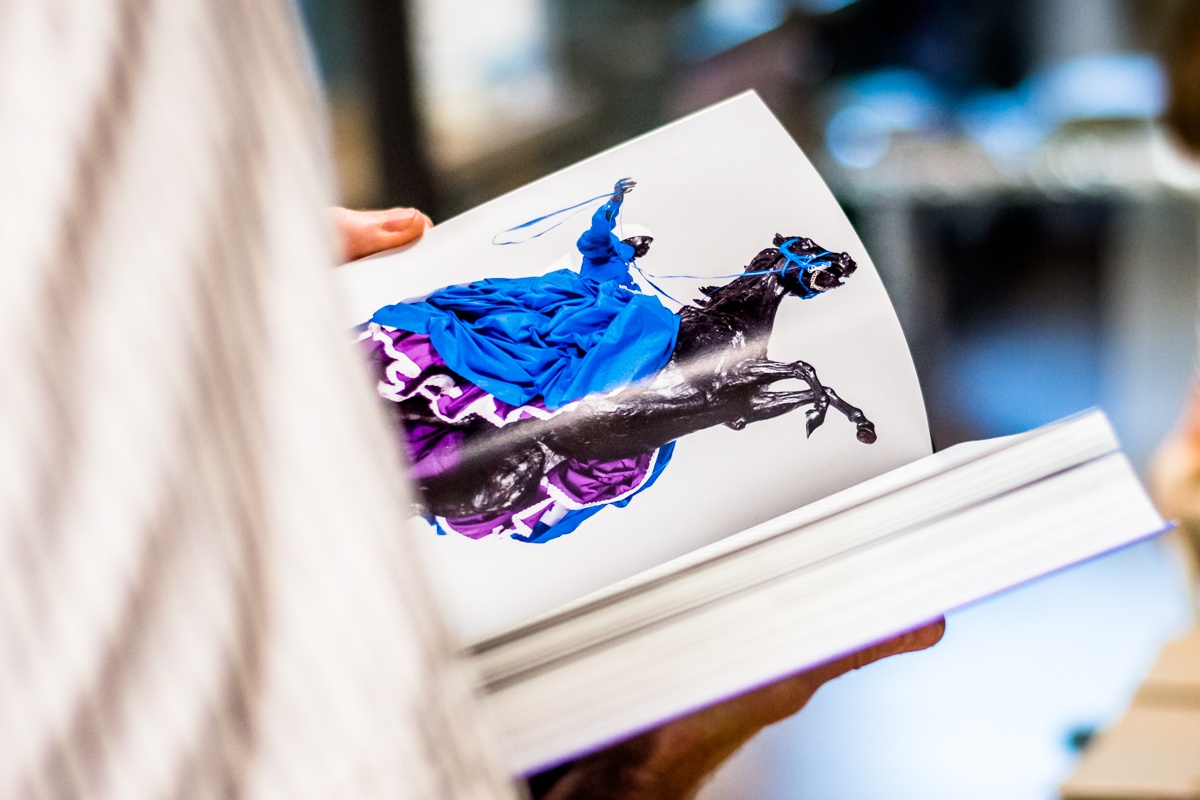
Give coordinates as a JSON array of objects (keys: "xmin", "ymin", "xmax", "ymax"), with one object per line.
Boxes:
[{"xmin": 335, "ymin": 92, "xmax": 1167, "ymax": 774}]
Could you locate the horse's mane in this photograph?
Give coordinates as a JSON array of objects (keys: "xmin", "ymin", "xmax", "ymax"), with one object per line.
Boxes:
[{"xmin": 691, "ymin": 247, "xmax": 779, "ymax": 308}]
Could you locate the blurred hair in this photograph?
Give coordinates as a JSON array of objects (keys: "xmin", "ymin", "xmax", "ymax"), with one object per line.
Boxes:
[{"xmin": 1165, "ymin": 1, "xmax": 1200, "ymax": 153}]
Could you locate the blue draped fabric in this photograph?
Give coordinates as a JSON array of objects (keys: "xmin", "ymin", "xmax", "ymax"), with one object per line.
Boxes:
[{"xmin": 371, "ymin": 187, "xmax": 680, "ymax": 410}]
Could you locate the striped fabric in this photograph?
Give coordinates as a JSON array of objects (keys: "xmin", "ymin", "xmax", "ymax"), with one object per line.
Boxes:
[{"xmin": 0, "ymin": 1, "xmax": 516, "ymax": 798}]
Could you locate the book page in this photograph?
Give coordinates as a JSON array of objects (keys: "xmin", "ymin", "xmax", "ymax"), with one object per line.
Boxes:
[{"xmin": 336, "ymin": 93, "xmax": 931, "ymax": 643}]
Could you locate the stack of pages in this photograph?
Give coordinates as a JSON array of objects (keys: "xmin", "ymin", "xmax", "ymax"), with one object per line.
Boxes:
[{"xmin": 335, "ymin": 93, "xmax": 1167, "ymax": 774}]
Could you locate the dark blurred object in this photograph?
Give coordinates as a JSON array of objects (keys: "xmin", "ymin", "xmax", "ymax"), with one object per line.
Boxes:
[
  {"xmin": 932, "ymin": 203, "xmax": 1107, "ymax": 328},
  {"xmin": 671, "ymin": 12, "xmax": 826, "ymax": 154},
  {"xmin": 548, "ymin": 0, "xmax": 699, "ymax": 144},
  {"xmin": 356, "ymin": 0, "xmax": 440, "ymax": 216},
  {"xmin": 296, "ymin": 0, "xmax": 384, "ymax": 206},
  {"xmin": 1164, "ymin": 0, "xmax": 1200, "ymax": 154},
  {"xmin": 816, "ymin": 0, "xmax": 1031, "ymax": 93},
  {"xmin": 1067, "ymin": 725, "xmax": 1098, "ymax": 753}
]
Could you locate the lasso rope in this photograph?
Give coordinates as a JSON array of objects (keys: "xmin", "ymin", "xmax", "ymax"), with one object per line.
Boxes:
[{"xmin": 490, "ymin": 190, "xmax": 622, "ymax": 246}]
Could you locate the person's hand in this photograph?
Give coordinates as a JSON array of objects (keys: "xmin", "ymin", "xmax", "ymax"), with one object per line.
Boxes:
[
  {"xmin": 538, "ymin": 618, "xmax": 945, "ymax": 800},
  {"xmin": 333, "ymin": 206, "xmax": 432, "ymax": 264}
]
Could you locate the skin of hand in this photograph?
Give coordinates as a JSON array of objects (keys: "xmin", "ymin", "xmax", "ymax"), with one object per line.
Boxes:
[
  {"xmin": 330, "ymin": 211, "xmax": 946, "ymax": 800},
  {"xmin": 1149, "ymin": 388, "xmax": 1200, "ymax": 515},
  {"xmin": 539, "ymin": 619, "xmax": 945, "ymax": 800},
  {"xmin": 1148, "ymin": 388, "xmax": 1200, "ymax": 589},
  {"xmin": 333, "ymin": 206, "xmax": 433, "ymax": 263}
]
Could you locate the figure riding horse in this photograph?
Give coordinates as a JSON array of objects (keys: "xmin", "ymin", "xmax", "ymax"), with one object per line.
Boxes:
[{"xmin": 360, "ymin": 184, "xmax": 875, "ymax": 541}]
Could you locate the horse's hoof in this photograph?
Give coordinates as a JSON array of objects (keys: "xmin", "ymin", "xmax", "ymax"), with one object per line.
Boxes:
[
  {"xmin": 805, "ymin": 414, "xmax": 825, "ymax": 437},
  {"xmin": 856, "ymin": 424, "xmax": 877, "ymax": 444}
]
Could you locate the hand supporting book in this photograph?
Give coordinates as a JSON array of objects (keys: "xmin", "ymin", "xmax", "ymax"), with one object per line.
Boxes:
[{"xmin": 534, "ymin": 620, "xmax": 944, "ymax": 800}]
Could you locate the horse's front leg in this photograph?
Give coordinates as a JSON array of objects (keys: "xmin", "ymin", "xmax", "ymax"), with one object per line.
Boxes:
[
  {"xmin": 821, "ymin": 386, "xmax": 877, "ymax": 444},
  {"xmin": 786, "ymin": 360, "xmax": 831, "ymax": 437},
  {"xmin": 765, "ymin": 361, "xmax": 875, "ymax": 443},
  {"xmin": 725, "ymin": 359, "xmax": 829, "ymax": 436},
  {"xmin": 737, "ymin": 389, "xmax": 819, "ymax": 427},
  {"xmin": 738, "ymin": 387, "xmax": 876, "ymax": 445}
]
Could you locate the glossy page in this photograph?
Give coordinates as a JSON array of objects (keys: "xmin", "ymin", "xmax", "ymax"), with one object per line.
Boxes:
[{"xmin": 335, "ymin": 93, "xmax": 931, "ymax": 643}]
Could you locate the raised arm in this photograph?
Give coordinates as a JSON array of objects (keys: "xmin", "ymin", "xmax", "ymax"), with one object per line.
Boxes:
[{"xmin": 576, "ymin": 179, "xmax": 638, "ymax": 274}]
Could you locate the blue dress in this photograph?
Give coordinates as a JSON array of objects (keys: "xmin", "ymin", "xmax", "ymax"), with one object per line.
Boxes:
[{"xmin": 369, "ymin": 188, "xmax": 680, "ymax": 410}]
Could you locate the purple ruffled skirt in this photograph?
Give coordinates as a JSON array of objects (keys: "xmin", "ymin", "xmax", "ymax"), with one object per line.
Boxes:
[{"xmin": 358, "ymin": 323, "xmax": 664, "ymax": 539}]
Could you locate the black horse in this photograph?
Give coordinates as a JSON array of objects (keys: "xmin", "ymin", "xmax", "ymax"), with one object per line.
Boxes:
[{"xmin": 388, "ymin": 234, "xmax": 876, "ymax": 521}]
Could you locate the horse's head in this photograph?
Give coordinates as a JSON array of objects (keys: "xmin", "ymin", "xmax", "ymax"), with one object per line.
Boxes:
[
  {"xmin": 771, "ymin": 233, "xmax": 857, "ymax": 299},
  {"xmin": 692, "ymin": 233, "xmax": 859, "ymax": 308}
]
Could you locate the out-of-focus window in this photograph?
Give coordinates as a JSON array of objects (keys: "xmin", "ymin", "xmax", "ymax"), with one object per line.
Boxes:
[{"xmin": 414, "ymin": 0, "xmax": 567, "ymax": 172}]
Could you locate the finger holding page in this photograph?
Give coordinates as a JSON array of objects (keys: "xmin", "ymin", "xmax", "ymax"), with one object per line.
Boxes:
[{"xmin": 333, "ymin": 206, "xmax": 433, "ymax": 263}]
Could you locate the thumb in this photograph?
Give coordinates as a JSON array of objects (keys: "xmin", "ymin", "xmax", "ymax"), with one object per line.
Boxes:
[{"xmin": 333, "ymin": 206, "xmax": 432, "ymax": 263}]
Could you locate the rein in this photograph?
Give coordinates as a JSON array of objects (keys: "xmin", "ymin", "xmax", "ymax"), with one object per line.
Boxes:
[
  {"xmin": 490, "ymin": 187, "xmax": 833, "ymax": 304},
  {"xmin": 630, "ymin": 238, "xmax": 833, "ymax": 304}
]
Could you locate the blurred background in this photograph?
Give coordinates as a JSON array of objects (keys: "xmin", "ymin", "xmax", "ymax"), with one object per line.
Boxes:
[{"xmin": 299, "ymin": 0, "xmax": 1199, "ymax": 797}]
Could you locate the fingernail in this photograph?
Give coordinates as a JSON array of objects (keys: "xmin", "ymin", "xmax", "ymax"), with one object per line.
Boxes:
[{"xmin": 381, "ymin": 209, "xmax": 419, "ymax": 232}]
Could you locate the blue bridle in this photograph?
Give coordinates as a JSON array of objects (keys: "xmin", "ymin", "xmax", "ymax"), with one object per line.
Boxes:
[
  {"xmin": 629, "ymin": 237, "xmax": 834, "ymax": 302},
  {"xmin": 775, "ymin": 238, "xmax": 832, "ymax": 299}
]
